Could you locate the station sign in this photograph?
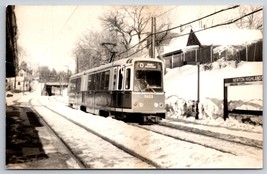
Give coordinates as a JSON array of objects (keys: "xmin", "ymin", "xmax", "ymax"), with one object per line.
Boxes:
[
  {"xmin": 223, "ymin": 74, "xmax": 263, "ymax": 120},
  {"xmin": 224, "ymin": 75, "xmax": 262, "ymax": 86}
]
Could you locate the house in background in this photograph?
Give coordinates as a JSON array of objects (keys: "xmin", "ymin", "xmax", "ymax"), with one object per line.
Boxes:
[
  {"xmin": 7, "ymin": 69, "xmax": 30, "ymax": 92},
  {"xmin": 161, "ymin": 28, "xmax": 263, "ymax": 69}
]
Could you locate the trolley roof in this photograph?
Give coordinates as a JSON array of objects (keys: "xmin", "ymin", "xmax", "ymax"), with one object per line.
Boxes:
[{"xmin": 70, "ymin": 57, "xmax": 163, "ymax": 79}]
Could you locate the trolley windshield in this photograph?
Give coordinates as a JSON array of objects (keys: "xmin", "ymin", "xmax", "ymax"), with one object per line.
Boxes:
[{"xmin": 134, "ymin": 61, "xmax": 163, "ymax": 92}]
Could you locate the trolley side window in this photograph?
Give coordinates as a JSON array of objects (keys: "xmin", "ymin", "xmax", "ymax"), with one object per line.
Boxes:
[
  {"xmin": 69, "ymin": 79, "xmax": 76, "ymax": 92},
  {"xmin": 90, "ymin": 74, "xmax": 95, "ymax": 90},
  {"xmin": 76, "ymin": 78, "xmax": 81, "ymax": 92},
  {"xmin": 125, "ymin": 68, "xmax": 131, "ymax": 90},
  {"xmin": 100, "ymin": 72, "xmax": 105, "ymax": 90},
  {"xmin": 118, "ymin": 69, "xmax": 123, "ymax": 90},
  {"xmin": 87, "ymin": 75, "xmax": 92, "ymax": 90},
  {"xmin": 95, "ymin": 73, "xmax": 100, "ymax": 90},
  {"xmin": 104, "ymin": 71, "xmax": 110, "ymax": 90},
  {"xmin": 113, "ymin": 68, "xmax": 117, "ymax": 90}
]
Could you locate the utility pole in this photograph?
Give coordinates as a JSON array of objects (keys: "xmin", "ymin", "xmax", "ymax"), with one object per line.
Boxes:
[
  {"xmin": 151, "ymin": 17, "xmax": 156, "ymax": 58},
  {"xmin": 195, "ymin": 48, "xmax": 201, "ymax": 120},
  {"xmin": 76, "ymin": 55, "xmax": 79, "ymax": 73},
  {"xmin": 196, "ymin": 62, "xmax": 200, "ymax": 119}
]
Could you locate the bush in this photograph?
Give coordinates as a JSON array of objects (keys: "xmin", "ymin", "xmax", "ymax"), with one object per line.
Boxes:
[{"xmin": 203, "ymin": 63, "xmax": 213, "ymax": 71}]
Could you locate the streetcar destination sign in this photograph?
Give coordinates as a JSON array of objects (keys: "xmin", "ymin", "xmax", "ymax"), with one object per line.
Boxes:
[
  {"xmin": 143, "ymin": 63, "xmax": 156, "ymax": 69},
  {"xmin": 135, "ymin": 61, "xmax": 161, "ymax": 70}
]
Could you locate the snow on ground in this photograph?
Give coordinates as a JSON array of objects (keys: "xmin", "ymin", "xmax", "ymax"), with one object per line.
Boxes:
[
  {"xmin": 33, "ymin": 97, "xmax": 262, "ymax": 168},
  {"xmin": 164, "ymin": 61, "xmax": 263, "ymax": 130},
  {"xmin": 32, "ymin": 98, "xmax": 153, "ymax": 169},
  {"xmin": 5, "ymin": 90, "xmax": 263, "ymax": 168},
  {"xmin": 164, "ymin": 61, "xmax": 262, "ymax": 100}
]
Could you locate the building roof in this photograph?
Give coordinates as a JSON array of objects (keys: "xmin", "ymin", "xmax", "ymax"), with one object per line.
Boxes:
[{"xmin": 163, "ymin": 28, "xmax": 263, "ymax": 54}]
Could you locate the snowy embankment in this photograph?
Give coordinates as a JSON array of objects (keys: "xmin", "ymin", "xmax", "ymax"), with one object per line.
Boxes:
[
  {"xmin": 164, "ymin": 61, "xmax": 263, "ymax": 129},
  {"xmin": 36, "ymin": 97, "xmax": 262, "ymax": 168}
]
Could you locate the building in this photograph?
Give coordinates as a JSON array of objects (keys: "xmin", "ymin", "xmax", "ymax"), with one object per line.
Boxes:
[
  {"xmin": 7, "ymin": 69, "xmax": 30, "ymax": 91},
  {"xmin": 161, "ymin": 28, "xmax": 263, "ymax": 69},
  {"xmin": 6, "ymin": 5, "xmax": 18, "ymax": 78}
]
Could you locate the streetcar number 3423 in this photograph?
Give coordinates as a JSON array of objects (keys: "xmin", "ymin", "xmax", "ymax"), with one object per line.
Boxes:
[{"xmin": 144, "ymin": 95, "xmax": 153, "ymax": 99}]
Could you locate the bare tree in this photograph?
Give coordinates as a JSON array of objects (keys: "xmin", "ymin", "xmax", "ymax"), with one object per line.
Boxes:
[
  {"xmin": 74, "ymin": 5, "xmax": 174, "ymax": 70},
  {"xmin": 73, "ymin": 29, "xmax": 119, "ymax": 72},
  {"xmin": 101, "ymin": 6, "xmax": 175, "ymax": 59},
  {"xmin": 236, "ymin": 5, "xmax": 263, "ymax": 32},
  {"xmin": 124, "ymin": 6, "xmax": 151, "ymax": 44},
  {"xmin": 101, "ymin": 7, "xmax": 134, "ymax": 51},
  {"xmin": 17, "ymin": 45, "xmax": 28, "ymax": 66},
  {"xmin": 100, "ymin": 6, "xmax": 157, "ymax": 57}
]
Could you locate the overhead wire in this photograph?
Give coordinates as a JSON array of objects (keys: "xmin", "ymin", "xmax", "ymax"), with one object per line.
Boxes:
[
  {"xmin": 116, "ymin": 33, "xmax": 152, "ymax": 57},
  {"xmin": 155, "ymin": 6, "xmax": 178, "ymax": 18},
  {"xmin": 57, "ymin": 6, "xmax": 79, "ymax": 35},
  {"xmin": 125, "ymin": 42, "xmax": 152, "ymax": 58},
  {"xmin": 122, "ymin": 6, "xmax": 262, "ymax": 58},
  {"xmin": 158, "ymin": 7, "xmax": 263, "ymax": 43},
  {"xmin": 154, "ymin": 5, "xmax": 240, "ymax": 35},
  {"xmin": 116, "ymin": 5, "xmax": 240, "ymax": 58},
  {"xmin": 117, "ymin": 6, "xmax": 178, "ymax": 39},
  {"xmin": 115, "ymin": 6, "xmax": 178, "ymax": 58}
]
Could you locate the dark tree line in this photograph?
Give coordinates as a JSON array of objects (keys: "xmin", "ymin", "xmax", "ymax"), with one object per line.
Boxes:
[{"xmin": 38, "ymin": 66, "xmax": 72, "ymax": 83}]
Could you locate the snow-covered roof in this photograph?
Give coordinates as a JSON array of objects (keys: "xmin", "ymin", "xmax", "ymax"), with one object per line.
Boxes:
[{"xmin": 163, "ymin": 28, "xmax": 263, "ymax": 54}]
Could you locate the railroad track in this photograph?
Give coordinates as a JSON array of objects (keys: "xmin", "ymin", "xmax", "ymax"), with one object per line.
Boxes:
[
  {"xmin": 159, "ymin": 121, "xmax": 262, "ymax": 148},
  {"xmin": 49, "ymin": 96, "xmax": 262, "ymax": 159},
  {"xmin": 131, "ymin": 121, "xmax": 262, "ymax": 160},
  {"xmin": 38, "ymin": 96, "xmax": 262, "ymax": 168},
  {"xmin": 166, "ymin": 117, "xmax": 262, "ymax": 134},
  {"xmin": 30, "ymin": 98, "xmax": 157, "ymax": 169},
  {"xmin": 29, "ymin": 99, "xmax": 87, "ymax": 169}
]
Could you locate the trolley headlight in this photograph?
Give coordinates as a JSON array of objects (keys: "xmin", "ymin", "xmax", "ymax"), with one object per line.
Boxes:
[
  {"xmin": 159, "ymin": 103, "xmax": 164, "ymax": 108},
  {"xmin": 134, "ymin": 101, "xmax": 143, "ymax": 107},
  {"xmin": 154, "ymin": 103, "xmax": 159, "ymax": 108}
]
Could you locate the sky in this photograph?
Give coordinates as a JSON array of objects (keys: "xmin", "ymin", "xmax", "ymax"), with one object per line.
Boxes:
[
  {"xmin": 14, "ymin": 5, "xmax": 260, "ymax": 73},
  {"xmin": 15, "ymin": 6, "xmax": 107, "ymax": 72}
]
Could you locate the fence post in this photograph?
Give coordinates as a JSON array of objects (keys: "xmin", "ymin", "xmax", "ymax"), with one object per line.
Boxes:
[
  {"xmin": 223, "ymin": 79, "xmax": 228, "ymax": 120},
  {"xmin": 254, "ymin": 42, "xmax": 256, "ymax": 61},
  {"xmin": 195, "ymin": 50, "xmax": 198, "ymax": 62},
  {"xmin": 246, "ymin": 42, "xmax": 248, "ymax": 61},
  {"xmin": 210, "ymin": 45, "xmax": 213, "ymax": 63},
  {"xmin": 171, "ymin": 54, "xmax": 173, "ymax": 69}
]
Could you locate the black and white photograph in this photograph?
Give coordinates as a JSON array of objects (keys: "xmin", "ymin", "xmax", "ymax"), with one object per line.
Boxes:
[{"xmin": 5, "ymin": 4, "xmax": 263, "ymax": 169}]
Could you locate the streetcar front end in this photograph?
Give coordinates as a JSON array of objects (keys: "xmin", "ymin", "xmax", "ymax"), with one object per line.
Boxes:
[{"xmin": 131, "ymin": 60, "xmax": 166, "ymax": 122}]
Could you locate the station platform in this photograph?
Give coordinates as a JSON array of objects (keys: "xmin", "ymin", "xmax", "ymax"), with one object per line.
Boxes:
[{"xmin": 6, "ymin": 104, "xmax": 75, "ymax": 169}]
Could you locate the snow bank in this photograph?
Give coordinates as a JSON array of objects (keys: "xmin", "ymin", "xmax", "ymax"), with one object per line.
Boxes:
[
  {"xmin": 164, "ymin": 61, "xmax": 263, "ymax": 127},
  {"xmin": 164, "ymin": 61, "xmax": 262, "ymax": 100}
]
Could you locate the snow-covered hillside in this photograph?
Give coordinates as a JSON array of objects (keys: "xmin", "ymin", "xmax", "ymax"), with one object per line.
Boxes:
[{"xmin": 164, "ymin": 61, "xmax": 263, "ymax": 125}]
